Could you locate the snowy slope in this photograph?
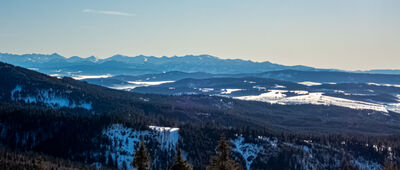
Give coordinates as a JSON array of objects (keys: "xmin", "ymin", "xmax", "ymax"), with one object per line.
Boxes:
[
  {"xmin": 231, "ymin": 136, "xmax": 263, "ymax": 170},
  {"xmin": 10, "ymin": 85, "xmax": 92, "ymax": 110},
  {"xmin": 101, "ymin": 124, "xmax": 179, "ymax": 169}
]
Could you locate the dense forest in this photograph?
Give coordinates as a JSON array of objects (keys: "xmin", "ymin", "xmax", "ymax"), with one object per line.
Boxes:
[{"xmin": 1, "ymin": 102, "xmax": 400, "ymax": 169}]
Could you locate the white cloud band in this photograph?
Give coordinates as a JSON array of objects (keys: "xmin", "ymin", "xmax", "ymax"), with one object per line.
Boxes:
[{"xmin": 82, "ymin": 9, "xmax": 135, "ymax": 17}]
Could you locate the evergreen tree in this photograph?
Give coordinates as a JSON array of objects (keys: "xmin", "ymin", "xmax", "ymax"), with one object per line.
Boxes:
[
  {"xmin": 169, "ymin": 148, "xmax": 193, "ymax": 170},
  {"xmin": 132, "ymin": 140, "xmax": 151, "ymax": 170},
  {"xmin": 340, "ymin": 155, "xmax": 357, "ymax": 170},
  {"xmin": 382, "ymin": 158, "xmax": 398, "ymax": 170},
  {"xmin": 206, "ymin": 135, "xmax": 242, "ymax": 170},
  {"xmin": 107, "ymin": 153, "xmax": 114, "ymax": 168}
]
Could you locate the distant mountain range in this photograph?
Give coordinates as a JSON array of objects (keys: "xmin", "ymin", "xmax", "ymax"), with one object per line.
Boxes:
[
  {"xmin": 0, "ymin": 53, "xmax": 337, "ymax": 76},
  {"xmin": 2, "ymin": 53, "xmax": 399, "ymax": 76}
]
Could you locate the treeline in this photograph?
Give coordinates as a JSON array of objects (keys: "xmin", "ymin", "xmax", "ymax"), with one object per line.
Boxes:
[{"xmin": 0, "ymin": 147, "xmax": 99, "ymax": 170}]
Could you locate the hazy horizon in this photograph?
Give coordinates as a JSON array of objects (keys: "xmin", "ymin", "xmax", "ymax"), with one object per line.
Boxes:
[{"xmin": 1, "ymin": 0, "xmax": 399, "ymax": 70}]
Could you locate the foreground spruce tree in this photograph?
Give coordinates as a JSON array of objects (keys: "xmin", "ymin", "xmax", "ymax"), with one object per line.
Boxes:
[
  {"xmin": 169, "ymin": 149, "xmax": 193, "ymax": 170},
  {"xmin": 206, "ymin": 135, "xmax": 242, "ymax": 170},
  {"xmin": 132, "ymin": 140, "xmax": 151, "ymax": 170}
]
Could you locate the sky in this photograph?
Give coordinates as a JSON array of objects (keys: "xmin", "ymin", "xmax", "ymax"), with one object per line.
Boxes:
[{"xmin": 0, "ymin": 0, "xmax": 399, "ymax": 70}]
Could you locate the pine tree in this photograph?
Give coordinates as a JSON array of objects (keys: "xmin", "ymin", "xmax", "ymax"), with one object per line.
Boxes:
[
  {"xmin": 132, "ymin": 140, "xmax": 151, "ymax": 170},
  {"xmin": 169, "ymin": 149, "xmax": 193, "ymax": 170},
  {"xmin": 206, "ymin": 135, "xmax": 242, "ymax": 170}
]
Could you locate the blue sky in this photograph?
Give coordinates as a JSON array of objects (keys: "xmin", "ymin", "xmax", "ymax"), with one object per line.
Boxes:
[{"xmin": 0, "ymin": 0, "xmax": 399, "ymax": 70}]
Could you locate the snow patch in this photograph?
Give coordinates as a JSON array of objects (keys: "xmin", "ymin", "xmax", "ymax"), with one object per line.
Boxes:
[
  {"xmin": 109, "ymin": 85, "xmax": 141, "ymax": 91},
  {"xmin": 252, "ymin": 86, "xmax": 267, "ymax": 91},
  {"xmin": 109, "ymin": 81, "xmax": 175, "ymax": 91},
  {"xmin": 386, "ymin": 103, "xmax": 400, "ymax": 113},
  {"xmin": 282, "ymin": 93, "xmax": 388, "ymax": 113},
  {"xmin": 27, "ymin": 68, "xmax": 39, "ymax": 71},
  {"xmin": 274, "ymin": 84, "xmax": 286, "ymax": 88},
  {"xmin": 231, "ymin": 136, "xmax": 262, "ymax": 170},
  {"xmin": 367, "ymin": 83, "xmax": 400, "ymax": 88},
  {"xmin": 221, "ymin": 89, "xmax": 244, "ymax": 94},
  {"xmin": 148, "ymin": 126, "xmax": 179, "ymax": 151},
  {"xmin": 352, "ymin": 158, "xmax": 381, "ymax": 170},
  {"xmin": 258, "ymin": 136, "xmax": 278, "ymax": 148},
  {"xmin": 235, "ymin": 91, "xmax": 389, "ymax": 113},
  {"xmin": 298, "ymin": 81, "xmax": 322, "ymax": 86},
  {"xmin": 10, "ymin": 85, "xmax": 92, "ymax": 110},
  {"xmin": 127, "ymin": 81, "xmax": 174, "ymax": 86},
  {"xmin": 235, "ymin": 90, "xmax": 287, "ymax": 104},
  {"xmin": 198, "ymin": 88, "xmax": 214, "ymax": 92},
  {"xmin": 72, "ymin": 74, "xmax": 112, "ymax": 80},
  {"xmin": 290, "ymin": 90, "xmax": 309, "ymax": 95}
]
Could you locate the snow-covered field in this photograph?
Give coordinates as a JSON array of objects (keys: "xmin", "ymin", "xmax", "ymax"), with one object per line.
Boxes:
[{"xmin": 235, "ymin": 90, "xmax": 397, "ymax": 113}]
